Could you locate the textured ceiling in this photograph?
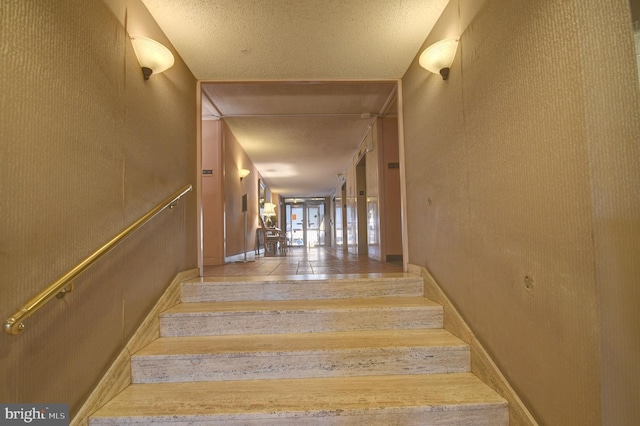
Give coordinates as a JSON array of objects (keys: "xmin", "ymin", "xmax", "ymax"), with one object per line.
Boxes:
[
  {"xmin": 141, "ymin": 0, "xmax": 449, "ymax": 196},
  {"xmin": 141, "ymin": 0, "xmax": 449, "ymax": 80}
]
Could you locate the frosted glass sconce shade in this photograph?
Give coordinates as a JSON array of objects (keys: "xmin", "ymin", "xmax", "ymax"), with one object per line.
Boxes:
[
  {"xmin": 419, "ymin": 38, "xmax": 459, "ymax": 80},
  {"xmin": 131, "ymin": 36, "xmax": 175, "ymax": 80},
  {"xmin": 239, "ymin": 168, "xmax": 251, "ymax": 181}
]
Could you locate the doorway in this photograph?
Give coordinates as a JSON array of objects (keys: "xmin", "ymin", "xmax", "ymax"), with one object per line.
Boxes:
[
  {"xmin": 285, "ymin": 199, "xmax": 326, "ymax": 248},
  {"xmin": 196, "ymin": 80, "xmax": 408, "ymax": 273}
]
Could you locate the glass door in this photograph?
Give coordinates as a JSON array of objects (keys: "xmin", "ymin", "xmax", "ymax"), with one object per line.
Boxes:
[
  {"xmin": 305, "ymin": 203, "xmax": 325, "ymax": 247},
  {"xmin": 285, "ymin": 200, "xmax": 326, "ymax": 248},
  {"xmin": 286, "ymin": 204, "xmax": 305, "ymax": 247}
]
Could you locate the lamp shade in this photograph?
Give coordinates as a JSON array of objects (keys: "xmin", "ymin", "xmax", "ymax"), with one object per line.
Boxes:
[
  {"xmin": 238, "ymin": 168, "xmax": 251, "ymax": 180},
  {"xmin": 131, "ymin": 36, "xmax": 175, "ymax": 79},
  {"xmin": 263, "ymin": 203, "xmax": 276, "ymax": 216},
  {"xmin": 419, "ymin": 38, "xmax": 459, "ymax": 80}
]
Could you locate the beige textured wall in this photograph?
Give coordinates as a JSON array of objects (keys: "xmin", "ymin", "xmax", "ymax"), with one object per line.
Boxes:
[
  {"xmin": 402, "ymin": 0, "xmax": 640, "ymax": 425},
  {"xmin": 0, "ymin": 0, "xmax": 197, "ymax": 416}
]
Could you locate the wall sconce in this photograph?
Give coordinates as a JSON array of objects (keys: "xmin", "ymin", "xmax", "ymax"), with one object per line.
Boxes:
[
  {"xmin": 239, "ymin": 168, "xmax": 251, "ymax": 181},
  {"xmin": 419, "ymin": 38, "xmax": 459, "ymax": 80},
  {"xmin": 131, "ymin": 36, "xmax": 175, "ymax": 80}
]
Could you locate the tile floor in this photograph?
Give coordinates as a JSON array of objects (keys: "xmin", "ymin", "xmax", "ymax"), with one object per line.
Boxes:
[{"xmin": 203, "ymin": 247, "xmax": 403, "ymax": 277}]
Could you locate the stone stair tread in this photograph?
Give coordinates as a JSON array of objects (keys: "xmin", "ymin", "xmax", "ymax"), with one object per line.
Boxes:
[
  {"xmin": 89, "ymin": 373, "xmax": 507, "ymax": 423},
  {"xmin": 180, "ymin": 275, "xmax": 424, "ymax": 302},
  {"xmin": 183, "ymin": 273, "xmax": 418, "ymax": 284},
  {"xmin": 161, "ymin": 296, "xmax": 440, "ymax": 317},
  {"xmin": 159, "ymin": 296, "xmax": 443, "ymax": 336},
  {"xmin": 134, "ymin": 329, "xmax": 466, "ymax": 358}
]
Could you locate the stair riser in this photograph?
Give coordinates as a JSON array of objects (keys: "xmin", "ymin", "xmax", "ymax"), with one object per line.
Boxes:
[
  {"xmin": 131, "ymin": 347, "xmax": 471, "ymax": 383},
  {"xmin": 160, "ymin": 308, "xmax": 443, "ymax": 336},
  {"xmin": 181, "ymin": 279, "xmax": 424, "ymax": 302},
  {"xmin": 89, "ymin": 405, "xmax": 508, "ymax": 425}
]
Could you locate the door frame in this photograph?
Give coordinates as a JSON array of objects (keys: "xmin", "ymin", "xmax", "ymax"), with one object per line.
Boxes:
[{"xmin": 195, "ymin": 79, "xmax": 409, "ymax": 274}]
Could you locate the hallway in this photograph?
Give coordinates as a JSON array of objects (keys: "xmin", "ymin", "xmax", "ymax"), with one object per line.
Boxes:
[{"xmin": 203, "ymin": 247, "xmax": 403, "ymax": 277}]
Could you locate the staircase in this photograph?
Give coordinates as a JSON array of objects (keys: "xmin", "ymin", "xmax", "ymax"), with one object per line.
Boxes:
[{"xmin": 89, "ymin": 275, "xmax": 508, "ymax": 425}]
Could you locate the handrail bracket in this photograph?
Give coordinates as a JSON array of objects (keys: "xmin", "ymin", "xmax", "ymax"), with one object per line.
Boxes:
[{"xmin": 56, "ymin": 283, "xmax": 75, "ymax": 299}]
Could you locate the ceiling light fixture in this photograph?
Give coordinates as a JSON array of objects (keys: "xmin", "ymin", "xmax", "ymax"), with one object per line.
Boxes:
[
  {"xmin": 131, "ymin": 36, "xmax": 175, "ymax": 80},
  {"xmin": 419, "ymin": 38, "xmax": 459, "ymax": 80}
]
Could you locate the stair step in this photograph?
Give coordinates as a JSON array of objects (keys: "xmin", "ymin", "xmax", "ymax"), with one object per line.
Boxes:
[
  {"xmin": 131, "ymin": 329, "xmax": 469, "ymax": 383},
  {"xmin": 89, "ymin": 275, "xmax": 511, "ymax": 425},
  {"xmin": 180, "ymin": 274, "xmax": 424, "ymax": 302},
  {"xmin": 88, "ymin": 373, "xmax": 508, "ymax": 425},
  {"xmin": 160, "ymin": 297, "xmax": 442, "ymax": 336}
]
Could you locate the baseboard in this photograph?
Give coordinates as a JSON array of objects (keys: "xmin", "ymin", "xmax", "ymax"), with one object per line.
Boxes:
[
  {"xmin": 204, "ymin": 256, "xmax": 225, "ymax": 266},
  {"xmin": 71, "ymin": 268, "xmax": 200, "ymax": 426},
  {"xmin": 407, "ymin": 264, "xmax": 538, "ymax": 426},
  {"xmin": 386, "ymin": 254, "xmax": 403, "ymax": 263},
  {"xmin": 225, "ymin": 251, "xmax": 257, "ymax": 263}
]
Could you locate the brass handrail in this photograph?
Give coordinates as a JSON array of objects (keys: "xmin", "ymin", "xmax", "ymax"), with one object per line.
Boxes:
[{"xmin": 3, "ymin": 184, "xmax": 192, "ymax": 335}]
